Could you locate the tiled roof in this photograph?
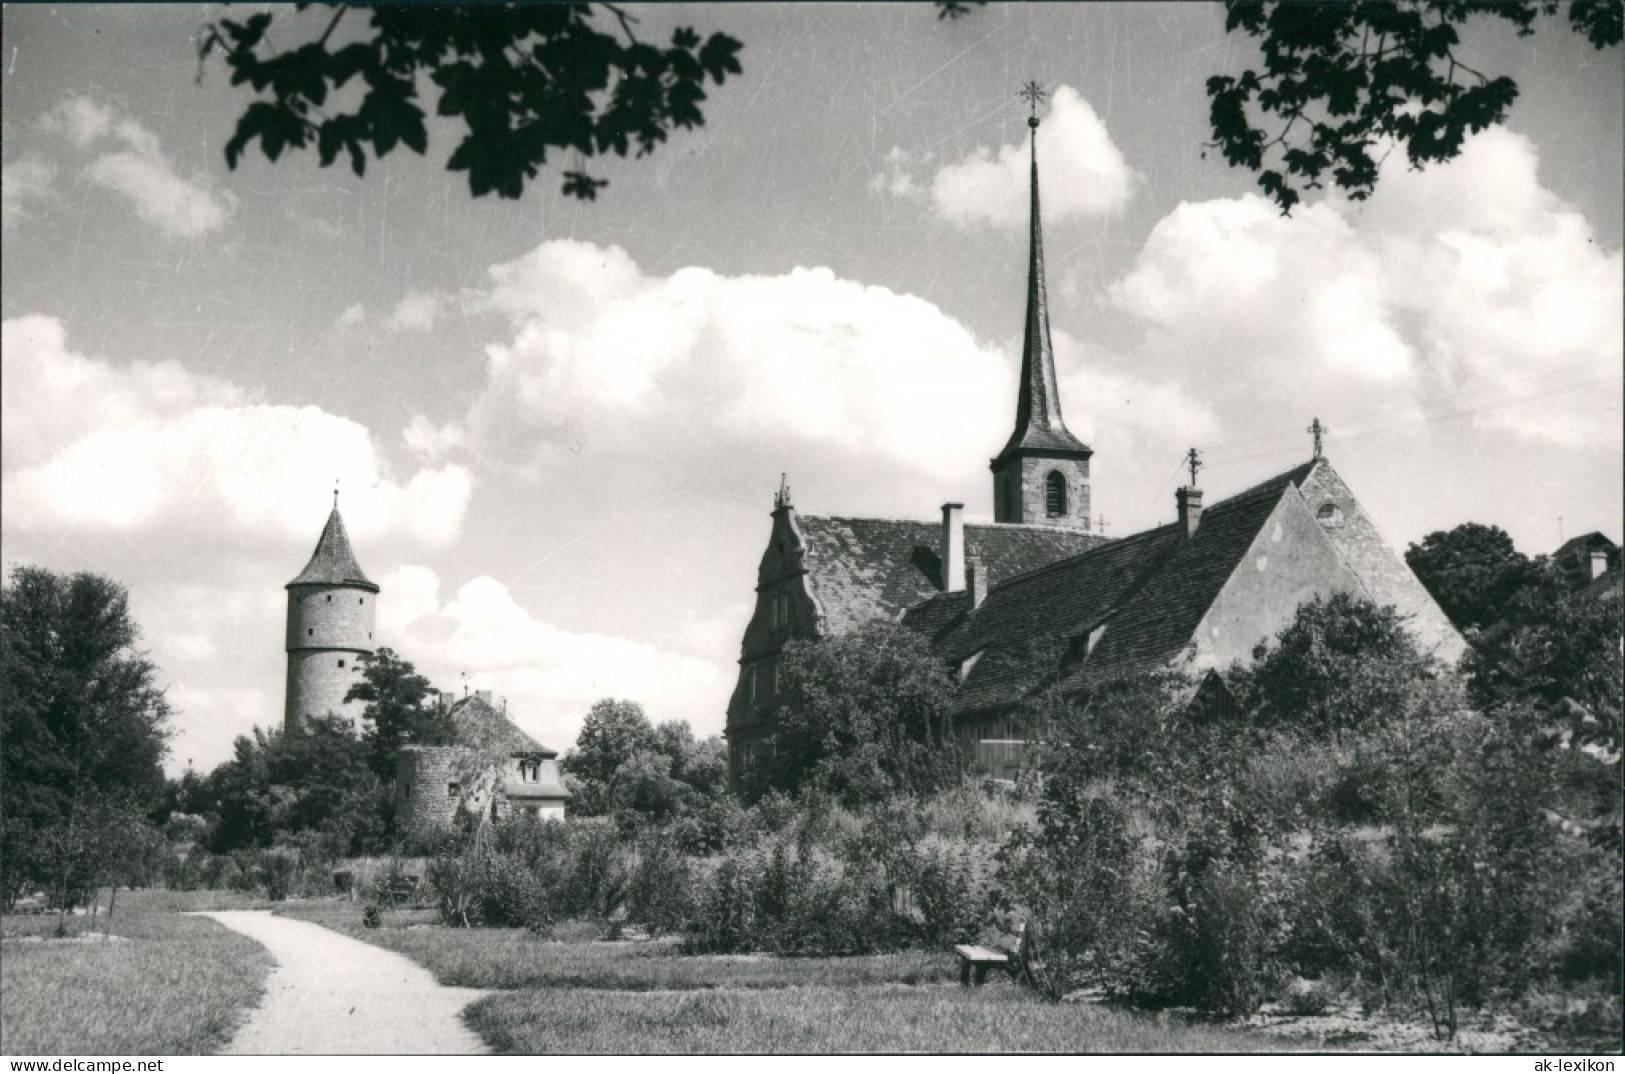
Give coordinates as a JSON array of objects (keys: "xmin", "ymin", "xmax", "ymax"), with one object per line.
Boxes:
[
  {"xmin": 448, "ymin": 695, "xmax": 548, "ymax": 755},
  {"xmin": 1083, "ymin": 464, "xmax": 1314, "ymax": 681},
  {"xmin": 943, "ymin": 460, "xmax": 1319, "ymax": 717},
  {"xmin": 797, "ymin": 516, "xmax": 1109, "ymax": 636},
  {"xmin": 286, "ymin": 507, "xmax": 379, "ymax": 592}
]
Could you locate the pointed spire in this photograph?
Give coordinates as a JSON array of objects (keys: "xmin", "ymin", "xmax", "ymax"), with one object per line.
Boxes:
[
  {"xmin": 994, "ymin": 83, "xmax": 1091, "ymax": 465},
  {"xmin": 286, "ymin": 499, "xmax": 379, "ymax": 591}
]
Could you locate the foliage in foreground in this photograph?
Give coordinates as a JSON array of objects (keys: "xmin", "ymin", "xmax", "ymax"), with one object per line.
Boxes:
[{"xmin": 995, "ymin": 595, "xmax": 1621, "ymax": 1043}]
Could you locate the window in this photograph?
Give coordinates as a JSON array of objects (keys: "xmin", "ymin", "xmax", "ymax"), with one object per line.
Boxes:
[
  {"xmin": 1317, "ymin": 503, "xmax": 1344, "ymax": 528},
  {"xmin": 447, "ymin": 781, "xmax": 460, "ymax": 797},
  {"xmin": 359, "ymin": 597, "xmax": 365, "ymax": 605},
  {"xmin": 307, "ymin": 628, "xmax": 314, "ymax": 637},
  {"xmin": 747, "ymin": 666, "xmax": 758, "ymax": 703},
  {"xmin": 402, "ymin": 783, "xmax": 411, "ymax": 800},
  {"xmin": 1045, "ymin": 471, "xmax": 1067, "ymax": 518},
  {"xmin": 326, "ymin": 595, "xmax": 331, "ymax": 602},
  {"xmin": 337, "ymin": 658, "xmax": 345, "ymax": 668},
  {"xmin": 520, "ymin": 760, "xmax": 540, "ymax": 783}
]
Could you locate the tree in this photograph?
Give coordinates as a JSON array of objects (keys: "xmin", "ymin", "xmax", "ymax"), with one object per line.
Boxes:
[
  {"xmin": 1405, "ymin": 523, "xmax": 1531, "ymax": 632},
  {"xmin": 1207, "ymin": 0, "xmax": 1622, "ymax": 213},
  {"xmin": 205, "ymin": 715, "xmax": 383, "ymax": 854},
  {"xmin": 561, "ymin": 700, "xmax": 726, "ymax": 822},
  {"xmin": 200, "ymin": 4, "xmax": 742, "ymax": 201},
  {"xmin": 1239, "ymin": 592, "xmax": 1437, "ymax": 740},
  {"xmin": 345, "ymin": 647, "xmax": 457, "ymax": 781},
  {"xmin": 0, "ymin": 568, "xmax": 170, "ymax": 906},
  {"xmin": 763, "ymin": 622, "xmax": 958, "ymax": 805}
]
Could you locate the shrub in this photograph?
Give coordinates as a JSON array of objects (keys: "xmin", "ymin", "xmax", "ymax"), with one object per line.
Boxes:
[
  {"xmin": 913, "ymin": 843, "xmax": 990, "ymax": 947},
  {"xmin": 688, "ymin": 854, "xmax": 758, "ymax": 953},
  {"xmin": 626, "ymin": 836, "xmax": 696, "ymax": 937}
]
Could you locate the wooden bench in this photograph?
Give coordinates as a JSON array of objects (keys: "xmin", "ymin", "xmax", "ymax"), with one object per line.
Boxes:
[{"xmin": 953, "ymin": 944, "xmax": 1012, "ymax": 986}]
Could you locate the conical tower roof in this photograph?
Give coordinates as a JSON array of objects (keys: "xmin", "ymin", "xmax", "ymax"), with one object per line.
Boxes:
[
  {"xmin": 286, "ymin": 504, "xmax": 379, "ymax": 592},
  {"xmin": 993, "ymin": 108, "xmax": 1092, "ymax": 465}
]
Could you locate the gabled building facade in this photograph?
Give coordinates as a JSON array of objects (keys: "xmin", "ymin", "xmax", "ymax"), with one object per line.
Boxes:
[{"xmin": 725, "ymin": 99, "xmax": 1465, "ymax": 784}]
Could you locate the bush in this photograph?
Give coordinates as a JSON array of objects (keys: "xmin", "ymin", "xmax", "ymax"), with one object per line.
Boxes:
[
  {"xmin": 913, "ymin": 843, "xmax": 990, "ymax": 947},
  {"xmin": 626, "ymin": 836, "xmax": 696, "ymax": 937},
  {"xmin": 425, "ymin": 845, "xmax": 550, "ymax": 930}
]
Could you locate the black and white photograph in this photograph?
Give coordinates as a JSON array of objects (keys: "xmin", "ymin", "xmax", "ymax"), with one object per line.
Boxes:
[{"xmin": 2, "ymin": 1, "xmax": 1620, "ymax": 1059}]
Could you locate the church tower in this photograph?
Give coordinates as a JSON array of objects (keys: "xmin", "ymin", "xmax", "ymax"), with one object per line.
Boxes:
[
  {"xmin": 990, "ymin": 87, "xmax": 1094, "ymax": 530},
  {"xmin": 283, "ymin": 493, "xmax": 378, "ymax": 732}
]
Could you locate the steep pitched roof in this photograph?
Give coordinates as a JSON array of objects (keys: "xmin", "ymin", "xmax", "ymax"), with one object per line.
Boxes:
[
  {"xmin": 942, "ymin": 460, "xmax": 1320, "ymax": 716},
  {"xmin": 1083, "ymin": 464, "xmax": 1315, "ymax": 681},
  {"xmin": 447, "ymin": 694, "xmax": 548, "ymax": 756},
  {"xmin": 992, "ymin": 118, "xmax": 1091, "ymax": 465},
  {"xmin": 286, "ymin": 506, "xmax": 379, "ymax": 592},
  {"xmin": 797, "ymin": 515, "xmax": 1109, "ymax": 636}
]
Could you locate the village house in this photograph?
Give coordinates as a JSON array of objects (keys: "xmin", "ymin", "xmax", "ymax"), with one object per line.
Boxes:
[{"xmin": 726, "ymin": 104, "xmax": 1465, "ymax": 785}]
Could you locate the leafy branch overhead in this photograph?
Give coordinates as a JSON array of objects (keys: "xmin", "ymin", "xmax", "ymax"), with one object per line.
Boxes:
[
  {"xmin": 1207, "ymin": 0, "xmax": 1621, "ymax": 213},
  {"xmin": 199, "ymin": 3, "xmax": 743, "ymax": 200}
]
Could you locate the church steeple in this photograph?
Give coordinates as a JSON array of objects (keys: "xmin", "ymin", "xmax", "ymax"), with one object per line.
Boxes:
[{"xmin": 990, "ymin": 83, "xmax": 1093, "ymax": 530}]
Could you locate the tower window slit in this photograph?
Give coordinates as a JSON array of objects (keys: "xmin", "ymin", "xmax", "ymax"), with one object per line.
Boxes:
[{"xmin": 1045, "ymin": 471, "xmax": 1067, "ymax": 518}]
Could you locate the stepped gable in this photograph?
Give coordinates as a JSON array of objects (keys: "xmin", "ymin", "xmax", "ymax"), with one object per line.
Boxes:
[
  {"xmin": 943, "ymin": 460, "xmax": 1319, "ymax": 716},
  {"xmin": 286, "ymin": 506, "xmax": 379, "ymax": 591},
  {"xmin": 797, "ymin": 515, "xmax": 1108, "ymax": 635}
]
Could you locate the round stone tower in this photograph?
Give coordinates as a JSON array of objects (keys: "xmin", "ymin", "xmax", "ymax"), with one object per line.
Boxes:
[{"xmin": 284, "ymin": 496, "xmax": 378, "ymax": 732}]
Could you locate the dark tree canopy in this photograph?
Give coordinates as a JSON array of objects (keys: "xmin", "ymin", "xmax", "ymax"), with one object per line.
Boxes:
[
  {"xmin": 762, "ymin": 622, "xmax": 958, "ymax": 805},
  {"xmin": 561, "ymin": 699, "xmax": 725, "ymax": 821},
  {"xmin": 1405, "ymin": 522, "xmax": 1532, "ymax": 632},
  {"xmin": 1208, "ymin": 0, "xmax": 1622, "ymax": 213},
  {"xmin": 345, "ymin": 647, "xmax": 456, "ymax": 780},
  {"xmin": 0, "ymin": 567, "xmax": 171, "ymax": 901},
  {"xmin": 200, "ymin": 3, "xmax": 743, "ymax": 200}
]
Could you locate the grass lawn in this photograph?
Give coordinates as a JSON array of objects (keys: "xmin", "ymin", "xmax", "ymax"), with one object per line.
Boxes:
[
  {"xmin": 1, "ymin": 890, "xmax": 273, "ymax": 1055},
  {"xmin": 275, "ymin": 898, "xmax": 1285, "ymax": 1053}
]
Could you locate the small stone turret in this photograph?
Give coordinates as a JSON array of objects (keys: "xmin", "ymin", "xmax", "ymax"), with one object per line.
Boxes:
[{"xmin": 283, "ymin": 499, "xmax": 378, "ymax": 732}]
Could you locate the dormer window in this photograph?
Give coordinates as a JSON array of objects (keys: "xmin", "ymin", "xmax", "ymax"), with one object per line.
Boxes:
[
  {"xmin": 520, "ymin": 759, "xmax": 540, "ymax": 783},
  {"xmin": 1045, "ymin": 471, "xmax": 1067, "ymax": 518},
  {"xmin": 447, "ymin": 781, "xmax": 460, "ymax": 797},
  {"xmin": 1317, "ymin": 503, "xmax": 1344, "ymax": 528}
]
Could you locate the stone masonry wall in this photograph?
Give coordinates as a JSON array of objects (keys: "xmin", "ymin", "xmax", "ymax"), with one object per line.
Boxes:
[
  {"xmin": 284, "ymin": 651, "xmax": 368, "ymax": 730},
  {"xmin": 396, "ymin": 747, "xmax": 478, "ymax": 830},
  {"xmin": 1297, "ymin": 464, "xmax": 1466, "ymax": 664}
]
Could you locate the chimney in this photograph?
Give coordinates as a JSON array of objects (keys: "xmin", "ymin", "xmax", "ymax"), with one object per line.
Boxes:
[
  {"xmin": 1176, "ymin": 486, "xmax": 1204, "ymax": 539},
  {"xmin": 967, "ymin": 556, "xmax": 988, "ymax": 608},
  {"xmin": 941, "ymin": 503, "xmax": 965, "ymax": 593},
  {"xmin": 1590, "ymin": 549, "xmax": 1609, "ymax": 581}
]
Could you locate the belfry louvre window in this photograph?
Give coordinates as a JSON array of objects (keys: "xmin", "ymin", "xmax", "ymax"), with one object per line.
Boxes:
[{"xmin": 1045, "ymin": 471, "xmax": 1067, "ymax": 517}]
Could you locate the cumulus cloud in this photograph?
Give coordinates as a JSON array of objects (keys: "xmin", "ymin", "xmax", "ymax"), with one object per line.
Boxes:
[
  {"xmin": 0, "ymin": 315, "xmax": 472, "ymax": 548},
  {"xmin": 385, "ymin": 292, "xmax": 444, "ymax": 333},
  {"xmin": 467, "ymin": 239, "xmax": 1013, "ymax": 493},
  {"xmin": 377, "ymin": 567, "xmax": 726, "ymax": 748},
  {"xmin": 2, "ymin": 156, "xmax": 58, "ymax": 228},
  {"xmin": 43, "ymin": 94, "xmax": 235, "ymax": 238},
  {"xmin": 1109, "ymin": 128, "xmax": 1622, "ymax": 452},
  {"xmin": 913, "ymin": 86, "xmax": 1138, "ymax": 229}
]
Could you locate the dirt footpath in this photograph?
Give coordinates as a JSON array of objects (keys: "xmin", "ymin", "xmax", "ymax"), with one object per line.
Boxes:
[{"xmin": 201, "ymin": 911, "xmax": 490, "ymax": 1055}]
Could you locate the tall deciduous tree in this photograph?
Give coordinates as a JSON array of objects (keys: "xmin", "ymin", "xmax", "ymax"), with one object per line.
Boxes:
[
  {"xmin": 765, "ymin": 622, "xmax": 958, "ymax": 805},
  {"xmin": 1405, "ymin": 523, "xmax": 1531, "ymax": 632},
  {"xmin": 1208, "ymin": 0, "xmax": 1622, "ymax": 213},
  {"xmin": 0, "ymin": 568, "xmax": 170, "ymax": 905},
  {"xmin": 345, "ymin": 647, "xmax": 456, "ymax": 781},
  {"xmin": 200, "ymin": 3, "xmax": 742, "ymax": 200}
]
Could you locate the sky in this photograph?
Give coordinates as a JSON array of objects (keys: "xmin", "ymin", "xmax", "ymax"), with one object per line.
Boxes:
[{"xmin": 3, "ymin": 4, "xmax": 1621, "ymax": 775}]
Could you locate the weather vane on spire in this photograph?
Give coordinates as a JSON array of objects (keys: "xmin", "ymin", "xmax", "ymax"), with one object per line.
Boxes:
[
  {"xmin": 1185, "ymin": 447, "xmax": 1203, "ymax": 487},
  {"xmin": 1308, "ymin": 417, "xmax": 1327, "ymax": 459},
  {"xmin": 333, "ymin": 479, "xmax": 340, "ymax": 508},
  {"xmin": 1019, "ymin": 80, "xmax": 1047, "ymax": 127}
]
